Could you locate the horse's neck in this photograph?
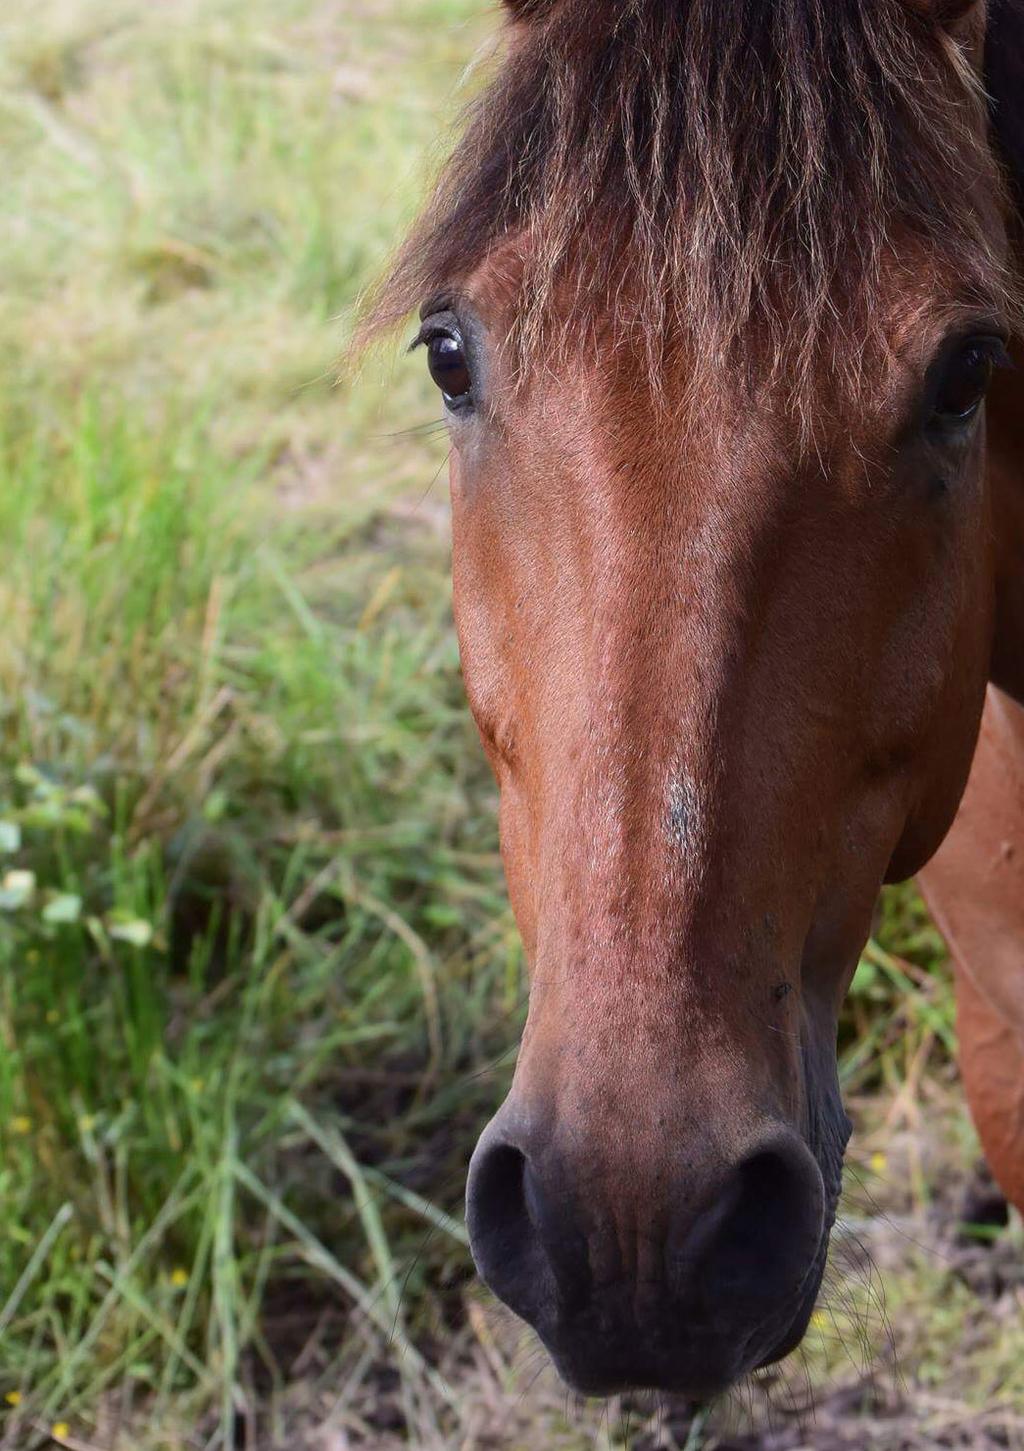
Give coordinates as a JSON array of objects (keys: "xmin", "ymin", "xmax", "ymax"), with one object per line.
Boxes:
[{"xmin": 988, "ymin": 355, "xmax": 1024, "ymax": 706}]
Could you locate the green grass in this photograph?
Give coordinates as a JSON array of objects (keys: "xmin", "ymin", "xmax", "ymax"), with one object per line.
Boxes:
[
  {"xmin": 0, "ymin": 5, "xmax": 515, "ymax": 1444},
  {"xmin": 0, "ymin": 4, "xmax": 1017, "ymax": 1450}
]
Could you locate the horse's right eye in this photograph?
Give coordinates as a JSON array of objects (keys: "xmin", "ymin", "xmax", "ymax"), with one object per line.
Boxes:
[
  {"xmin": 929, "ymin": 335, "xmax": 1009, "ymax": 430},
  {"xmin": 426, "ymin": 333, "xmax": 473, "ymax": 406}
]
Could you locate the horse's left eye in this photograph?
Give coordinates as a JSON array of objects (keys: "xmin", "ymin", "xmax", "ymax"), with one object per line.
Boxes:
[
  {"xmin": 426, "ymin": 333, "xmax": 473, "ymax": 405},
  {"xmin": 930, "ymin": 338, "xmax": 1004, "ymax": 427}
]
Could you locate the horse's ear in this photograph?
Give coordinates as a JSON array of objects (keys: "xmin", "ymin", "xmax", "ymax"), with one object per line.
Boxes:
[{"xmin": 985, "ymin": 0, "xmax": 1024, "ymax": 207}]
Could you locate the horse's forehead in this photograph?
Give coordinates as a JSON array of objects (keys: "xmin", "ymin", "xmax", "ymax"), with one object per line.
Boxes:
[{"xmin": 463, "ymin": 228, "xmax": 994, "ymax": 431}]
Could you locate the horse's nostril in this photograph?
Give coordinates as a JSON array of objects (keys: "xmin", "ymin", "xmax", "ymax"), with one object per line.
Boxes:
[
  {"xmin": 469, "ymin": 1141, "xmax": 526, "ymax": 1236},
  {"xmin": 467, "ymin": 1128, "xmax": 592, "ymax": 1329},
  {"xmin": 683, "ymin": 1135, "xmax": 824, "ymax": 1320},
  {"xmin": 466, "ymin": 1136, "xmax": 557, "ymax": 1329}
]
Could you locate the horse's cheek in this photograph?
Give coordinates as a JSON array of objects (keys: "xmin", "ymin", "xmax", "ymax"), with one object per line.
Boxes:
[{"xmin": 498, "ymin": 776, "xmax": 539, "ymax": 961}]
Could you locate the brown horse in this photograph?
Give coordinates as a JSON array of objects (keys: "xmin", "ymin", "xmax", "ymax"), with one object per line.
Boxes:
[{"xmin": 371, "ymin": 0, "xmax": 1024, "ymax": 1400}]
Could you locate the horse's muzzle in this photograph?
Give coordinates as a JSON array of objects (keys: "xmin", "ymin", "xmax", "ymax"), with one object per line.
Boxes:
[{"xmin": 465, "ymin": 1112, "xmax": 827, "ymax": 1397}]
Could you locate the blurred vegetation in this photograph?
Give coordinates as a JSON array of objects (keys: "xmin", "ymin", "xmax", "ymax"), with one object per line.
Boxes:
[{"xmin": 0, "ymin": 4, "xmax": 1019, "ymax": 1450}]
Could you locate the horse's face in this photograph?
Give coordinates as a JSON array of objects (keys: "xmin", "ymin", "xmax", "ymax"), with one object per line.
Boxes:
[
  {"xmin": 422, "ymin": 246, "xmax": 1005, "ymax": 1394},
  {"xmin": 384, "ymin": 0, "xmax": 1015, "ymax": 1399}
]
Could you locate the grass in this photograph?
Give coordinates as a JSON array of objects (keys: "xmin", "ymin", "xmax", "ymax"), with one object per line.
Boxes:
[{"xmin": 0, "ymin": 3, "xmax": 1020, "ymax": 1449}]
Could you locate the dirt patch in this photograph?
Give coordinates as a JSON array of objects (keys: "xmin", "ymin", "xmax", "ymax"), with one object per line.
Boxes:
[{"xmin": 701, "ymin": 1388, "xmax": 1024, "ymax": 1451}]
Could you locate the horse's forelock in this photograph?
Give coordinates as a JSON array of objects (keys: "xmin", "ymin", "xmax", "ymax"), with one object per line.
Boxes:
[{"xmin": 366, "ymin": 0, "xmax": 1017, "ymax": 412}]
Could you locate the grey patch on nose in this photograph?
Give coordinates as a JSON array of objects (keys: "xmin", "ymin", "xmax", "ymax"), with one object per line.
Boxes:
[{"xmin": 666, "ymin": 777, "xmax": 699, "ymax": 855}]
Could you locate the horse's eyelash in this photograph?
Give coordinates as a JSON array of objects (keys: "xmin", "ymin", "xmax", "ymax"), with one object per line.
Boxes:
[
  {"xmin": 408, "ymin": 323, "xmax": 449, "ymax": 353},
  {"xmin": 991, "ymin": 339, "xmax": 1015, "ymax": 371}
]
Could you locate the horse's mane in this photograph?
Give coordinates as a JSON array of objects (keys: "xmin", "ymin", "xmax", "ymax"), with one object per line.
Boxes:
[{"xmin": 367, "ymin": 0, "xmax": 1015, "ymax": 400}]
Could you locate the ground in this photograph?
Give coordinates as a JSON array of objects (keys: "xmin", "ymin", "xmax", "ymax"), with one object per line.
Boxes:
[{"xmin": 0, "ymin": 2, "xmax": 1021, "ymax": 1448}]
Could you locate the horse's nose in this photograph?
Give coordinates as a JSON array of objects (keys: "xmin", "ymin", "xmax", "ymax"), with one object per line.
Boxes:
[{"xmin": 466, "ymin": 1114, "xmax": 826, "ymax": 1396}]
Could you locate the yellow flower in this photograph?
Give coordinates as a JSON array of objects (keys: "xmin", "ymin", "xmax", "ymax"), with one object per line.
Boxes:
[
  {"xmin": 810, "ymin": 1310, "xmax": 829, "ymax": 1331},
  {"xmin": 51, "ymin": 1423, "xmax": 70, "ymax": 1441},
  {"xmin": 11, "ymin": 1116, "xmax": 31, "ymax": 1136},
  {"xmin": 169, "ymin": 1267, "xmax": 189, "ymax": 1288},
  {"xmin": 870, "ymin": 1151, "xmax": 888, "ymax": 1174},
  {"xmin": 4, "ymin": 1390, "xmax": 21, "ymax": 1407},
  {"xmin": 78, "ymin": 1115, "xmax": 97, "ymax": 1135}
]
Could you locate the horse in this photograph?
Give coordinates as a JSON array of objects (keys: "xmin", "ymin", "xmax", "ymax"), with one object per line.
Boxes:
[{"xmin": 368, "ymin": 0, "xmax": 1024, "ymax": 1400}]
